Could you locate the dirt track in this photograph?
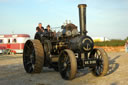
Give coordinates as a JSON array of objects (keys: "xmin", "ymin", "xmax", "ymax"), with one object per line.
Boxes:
[{"xmin": 0, "ymin": 52, "xmax": 128, "ymax": 85}]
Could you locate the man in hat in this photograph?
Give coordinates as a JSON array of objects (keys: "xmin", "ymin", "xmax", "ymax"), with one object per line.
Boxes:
[{"xmin": 36, "ymin": 23, "xmax": 44, "ymax": 32}]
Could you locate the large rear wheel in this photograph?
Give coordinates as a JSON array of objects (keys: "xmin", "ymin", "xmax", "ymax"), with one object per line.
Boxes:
[
  {"xmin": 58, "ymin": 49, "xmax": 77, "ymax": 80},
  {"xmin": 23, "ymin": 40, "xmax": 44, "ymax": 73},
  {"xmin": 89, "ymin": 48, "xmax": 109, "ymax": 76}
]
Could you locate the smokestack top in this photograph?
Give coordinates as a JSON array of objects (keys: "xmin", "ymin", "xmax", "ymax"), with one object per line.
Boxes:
[{"xmin": 78, "ymin": 4, "xmax": 87, "ymax": 8}]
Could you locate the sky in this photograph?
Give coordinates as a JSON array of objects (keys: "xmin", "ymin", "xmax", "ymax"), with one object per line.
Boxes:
[{"xmin": 0, "ymin": 0, "xmax": 128, "ymax": 39}]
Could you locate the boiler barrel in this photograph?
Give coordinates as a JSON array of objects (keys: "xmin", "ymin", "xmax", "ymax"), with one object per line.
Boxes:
[{"xmin": 69, "ymin": 35, "xmax": 94, "ymax": 53}]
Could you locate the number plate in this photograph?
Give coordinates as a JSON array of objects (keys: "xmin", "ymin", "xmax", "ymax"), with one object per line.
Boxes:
[{"xmin": 85, "ymin": 60, "xmax": 97, "ymax": 65}]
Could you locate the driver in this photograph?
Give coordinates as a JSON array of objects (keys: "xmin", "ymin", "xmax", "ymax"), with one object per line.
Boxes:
[{"xmin": 36, "ymin": 23, "xmax": 44, "ymax": 32}]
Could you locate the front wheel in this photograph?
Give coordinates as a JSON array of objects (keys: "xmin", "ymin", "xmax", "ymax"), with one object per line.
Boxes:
[
  {"xmin": 89, "ymin": 48, "xmax": 109, "ymax": 76},
  {"xmin": 58, "ymin": 49, "xmax": 77, "ymax": 80}
]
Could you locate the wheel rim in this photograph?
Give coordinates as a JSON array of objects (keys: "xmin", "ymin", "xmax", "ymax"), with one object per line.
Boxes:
[
  {"xmin": 59, "ymin": 49, "xmax": 77, "ymax": 80},
  {"xmin": 90, "ymin": 48, "xmax": 108, "ymax": 76},
  {"xmin": 93, "ymin": 50, "xmax": 103, "ymax": 76},
  {"xmin": 59, "ymin": 51, "xmax": 71, "ymax": 79},
  {"xmin": 23, "ymin": 40, "xmax": 36, "ymax": 73}
]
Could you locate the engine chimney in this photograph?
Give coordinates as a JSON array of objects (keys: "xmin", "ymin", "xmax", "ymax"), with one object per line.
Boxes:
[{"xmin": 78, "ymin": 4, "xmax": 87, "ymax": 35}]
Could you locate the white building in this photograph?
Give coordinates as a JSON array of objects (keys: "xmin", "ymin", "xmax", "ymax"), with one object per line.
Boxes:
[{"xmin": 92, "ymin": 37, "xmax": 110, "ymax": 42}]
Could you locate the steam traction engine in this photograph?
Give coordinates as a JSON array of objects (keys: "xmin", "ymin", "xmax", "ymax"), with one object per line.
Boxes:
[{"xmin": 23, "ymin": 4, "xmax": 109, "ymax": 80}]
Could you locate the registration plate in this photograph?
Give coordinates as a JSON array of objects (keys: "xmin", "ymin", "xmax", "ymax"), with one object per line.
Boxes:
[{"xmin": 84, "ymin": 60, "xmax": 97, "ymax": 64}]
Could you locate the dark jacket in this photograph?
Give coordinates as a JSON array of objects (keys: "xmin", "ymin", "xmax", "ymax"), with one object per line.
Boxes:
[
  {"xmin": 44, "ymin": 29, "xmax": 53, "ymax": 37},
  {"xmin": 44, "ymin": 29, "xmax": 52, "ymax": 33},
  {"xmin": 36, "ymin": 27, "xmax": 44, "ymax": 32}
]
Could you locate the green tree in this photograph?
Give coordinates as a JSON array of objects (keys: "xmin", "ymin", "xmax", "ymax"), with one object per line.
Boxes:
[{"xmin": 125, "ymin": 37, "xmax": 128, "ymax": 40}]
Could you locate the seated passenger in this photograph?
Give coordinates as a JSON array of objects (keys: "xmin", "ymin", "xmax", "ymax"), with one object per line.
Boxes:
[
  {"xmin": 44, "ymin": 25, "xmax": 53, "ymax": 37},
  {"xmin": 45, "ymin": 25, "xmax": 52, "ymax": 33},
  {"xmin": 36, "ymin": 23, "xmax": 44, "ymax": 32}
]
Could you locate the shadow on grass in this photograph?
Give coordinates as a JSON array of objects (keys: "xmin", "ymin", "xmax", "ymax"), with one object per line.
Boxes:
[
  {"xmin": 75, "ymin": 55, "xmax": 120, "ymax": 78},
  {"xmin": 107, "ymin": 55, "xmax": 120, "ymax": 75},
  {"xmin": 75, "ymin": 68, "xmax": 90, "ymax": 79}
]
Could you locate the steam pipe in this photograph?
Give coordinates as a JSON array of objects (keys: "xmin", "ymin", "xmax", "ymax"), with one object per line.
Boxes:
[{"xmin": 78, "ymin": 4, "xmax": 87, "ymax": 35}]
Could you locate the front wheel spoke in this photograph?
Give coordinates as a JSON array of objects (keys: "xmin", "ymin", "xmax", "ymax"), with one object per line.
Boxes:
[
  {"xmin": 66, "ymin": 70, "xmax": 70, "ymax": 77},
  {"xmin": 61, "ymin": 65, "xmax": 66, "ymax": 72},
  {"xmin": 66, "ymin": 60, "xmax": 70, "ymax": 64},
  {"xmin": 67, "ymin": 64, "xmax": 71, "ymax": 71},
  {"xmin": 96, "ymin": 66, "xmax": 100, "ymax": 75},
  {"xmin": 100, "ymin": 65, "xmax": 103, "ymax": 72},
  {"xmin": 96, "ymin": 52, "xmax": 99, "ymax": 58},
  {"xmin": 98, "ymin": 65, "xmax": 103, "ymax": 74},
  {"xmin": 61, "ymin": 68, "xmax": 66, "ymax": 72},
  {"xmin": 98, "ymin": 54, "xmax": 102, "ymax": 59},
  {"xmin": 65, "ymin": 65, "xmax": 70, "ymax": 78},
  {"xmin": 63, "ymin": 56, "xmax": 67, "ymax": 61},
  {"xmin": 60, "ymin": 62, "xmax": 66, "ymax": 72},
  {"xmin": 98, "ymin": 66, "xmax": 102, "ymax": 73},
  {"xmin": 95, "ymin": 52, "xmax": 101, "ymax": 59},
  {"xmin": 90, "ymin": 48, "xmax": 108, "ymax": 77},
  {"xmin": 65, "ymin": 56, "xmax": 69, "ymax": 62}
]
